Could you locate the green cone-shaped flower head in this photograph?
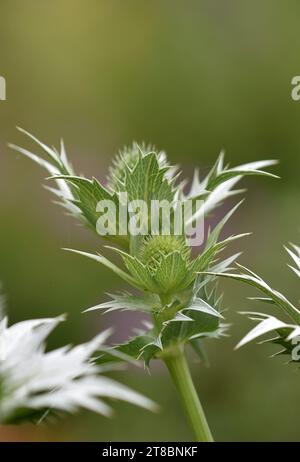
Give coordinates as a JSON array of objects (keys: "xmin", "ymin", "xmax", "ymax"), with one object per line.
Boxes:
[
  {"xmin": 138, "ymin": 235, "xmax": 191, "ymax": 272},
  {"xmin": 108, "ymin": 142, "xmax": 167, "ymax": 190}
]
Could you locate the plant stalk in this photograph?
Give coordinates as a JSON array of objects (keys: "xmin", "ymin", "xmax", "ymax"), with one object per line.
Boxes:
[{"xmin": 163, "ymin": 348, "xmax": 213, "ymax": 442}]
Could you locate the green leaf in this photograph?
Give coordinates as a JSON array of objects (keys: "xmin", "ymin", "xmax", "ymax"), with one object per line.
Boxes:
[
  {"xmin": 234, "ymin": 312, "xmax": 300, "ymax": 365},
  {"xmin": 235, "ymin": 312, "xmax": 294, "ymax": 349},
  {"xmin": 153, "ymin": 252, "xmax": 188, "ymax": 294},
  {"xmin": 119, "ymin": 252, "xmax": 159, "ymax": 292},
  {"xmin": 123, "ymin": 152, "xmax": 175, "ymax": 203},
  {"xmin": 188, "ymin": 233, "xmax": 249, "ymax": 282},
  {"xmin": 63, "ymin": 248, "xmax": 140, "ymax": 288},
  {"xmin": 9, "ymin": 129, "xmax": 128, "ymax": 248},
  {"xmin": 52, "ymin": 175, "xmax": 128, "ymax": 246},
  {"xmin": 161, "ymin": 310, "xmax": 223, "ymax": 348},
  {"xmin": 206, "ymin": 263, "xmax": 300, "ymax": 325},
  {"xmin": 286, "ymin": 244, "xmax": 300, "ymax": 278},
  {"xmin": 207, "ymin": 168, "xmax": 279, "ymax": 190},
  {"xmin": 96, "ymin": 334, "xmax": 154, "ymax": 364},
  {"xmin": 204, "ymin": 200, "xmax": 244, "ymax": 250},
  {"xmin": 139, "ymin": 342, "xmax": 163, "ymax": 367},
  {"xmin": 84, "ymin": 292, "xmax": 160, "ymax": 314},
  {"xmin": 185, "ymin": 158, "xmax": 278, "ymax": 220},
  {"xmin": 190, "ymin": 339, "xmax": 210, "ymax": 366},
  {"xmin": 186, "ymin": 297, "xmax": 223, "ymax": 318},
  {"xmin": 15, "ymin": 127, "xmax": 66, "ymax": 170}
]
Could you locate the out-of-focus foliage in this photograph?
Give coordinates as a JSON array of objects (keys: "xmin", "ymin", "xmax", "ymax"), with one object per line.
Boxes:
[
  {"xmin": 0, "ymin": 314, "xmax": 156, "ymax": 425},
  {"xmin": 210, "ymin": 245, "xmax": 300, "ymax": 357}
]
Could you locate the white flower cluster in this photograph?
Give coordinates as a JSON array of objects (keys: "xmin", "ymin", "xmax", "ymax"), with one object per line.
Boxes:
[{"xmin": 0, "ymin": 315, "xmax": 155, "ymax": 424}]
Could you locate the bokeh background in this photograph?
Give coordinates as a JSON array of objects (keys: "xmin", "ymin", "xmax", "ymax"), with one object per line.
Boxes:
[{"xmin": 0, "ymin": 0, "xmax": 300, "ymax": 442}]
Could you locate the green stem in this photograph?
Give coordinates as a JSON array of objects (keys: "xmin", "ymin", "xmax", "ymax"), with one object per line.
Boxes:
[{"xmin": 163, "ymin": 348, "xmax": 214, "ymax": 442}]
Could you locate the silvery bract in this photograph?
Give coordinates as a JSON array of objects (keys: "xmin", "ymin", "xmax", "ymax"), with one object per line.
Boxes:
[
  {"xmin": 0, "ymin": 313, "xmax": 156, "ymax": 424},
  {"xmin": 209, "ymin": 244, "xmax": 300, "ymax": 361}
]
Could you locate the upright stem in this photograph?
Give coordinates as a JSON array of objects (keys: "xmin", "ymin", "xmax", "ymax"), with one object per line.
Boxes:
[{"xmin": 163, "ymin": 348, "xmax": 213, "ymax": 442}]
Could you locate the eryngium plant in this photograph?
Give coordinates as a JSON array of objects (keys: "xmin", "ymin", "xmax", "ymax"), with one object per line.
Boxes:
[
  {"xmin": 208, "ymin": 245, "xmax": 300, "ymax": 356},
  {"xmin": 0, "ymin": 312, "xmax": 155, "ymax": 424},
  {"xmin": 10, "ymin": 128, "xmax": 277, "ymax": 440}
]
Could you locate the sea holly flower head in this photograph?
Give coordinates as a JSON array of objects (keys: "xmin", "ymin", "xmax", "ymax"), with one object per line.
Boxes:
[
  {"xmin": 9, "ymin": 128, "xmax": 279, "ymax": 440},
  {"xmin": 9, "ymin": 128, "xmax": 278, "ymax": 367},
  {"xmin": 107, "ymin": 142, "xmax": 169, "ymax": 191},
  {"xmin": 138, "ymin": 235, "xmax": 191, "ymax": 269},
  {"xmin": 91, "ymin": 217, "xmax": 249, "ymax": 300},
  {"xmin": 0, "ymin": 313, "xmax": 156, "ymax": 425}
]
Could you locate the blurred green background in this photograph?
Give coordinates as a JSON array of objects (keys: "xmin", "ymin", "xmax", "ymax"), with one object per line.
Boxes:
[{"xmin": 0, "ymin": 0, "xmax": 300, "ymax": 441}]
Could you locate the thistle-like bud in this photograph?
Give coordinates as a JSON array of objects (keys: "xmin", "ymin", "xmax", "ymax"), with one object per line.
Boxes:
[
  {"xmin": 138, "ymin": 235, "xmax": 191, "ymax": 273},
  {"xmin": 107, "ymin": 142, "xmax": 167, "ymax": 190}
]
